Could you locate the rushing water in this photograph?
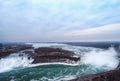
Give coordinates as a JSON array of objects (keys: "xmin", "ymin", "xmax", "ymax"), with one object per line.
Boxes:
[{"xmin": 0, "ymin": 43, "xmax": 119, "ymax": 81}]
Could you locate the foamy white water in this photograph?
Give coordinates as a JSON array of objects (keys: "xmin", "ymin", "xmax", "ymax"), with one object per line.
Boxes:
[
  {"xmin": 0, "ymin": 53, "xmax": 33, "ymax": 73},
  {"xmin": 27, "ymin": 42, "xmax": 101, "ymax": 55},
  {"xmin": 27, "ymin": 43, "xmax": 67, "ymax": 49},
  {"xmin": 29, "ymin": 62, "xmax": 80, "ymax": 67},
  {"xmin": 81, "ymin": 47, "xmax": 119, "ymax": 70}
]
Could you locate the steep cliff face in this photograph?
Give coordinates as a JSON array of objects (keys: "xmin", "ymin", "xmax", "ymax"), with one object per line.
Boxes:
[{"xmin": 70, "ymin": 66, "xmax": 120, "ymax": 81}]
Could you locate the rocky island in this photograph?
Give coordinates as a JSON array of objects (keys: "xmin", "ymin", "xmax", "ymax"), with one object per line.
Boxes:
[{"xmin": 23, "ymin": 47, "xmax": 80, "ymax": 64}]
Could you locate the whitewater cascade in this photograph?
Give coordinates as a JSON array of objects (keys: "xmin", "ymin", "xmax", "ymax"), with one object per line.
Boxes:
[{"xmin": 0, "ymin": 53, "xmax": 33, "ymax": 73}]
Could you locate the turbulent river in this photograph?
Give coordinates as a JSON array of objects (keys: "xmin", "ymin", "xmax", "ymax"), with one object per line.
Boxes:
[{"xmin": 0, "ymin": 43, "xmax": 119, "ymax": 81}]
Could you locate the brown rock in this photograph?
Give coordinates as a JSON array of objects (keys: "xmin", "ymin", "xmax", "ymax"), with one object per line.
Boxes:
[{"xmin": 30, "ymin": 47, "xmax": 80, "ymax": 64}]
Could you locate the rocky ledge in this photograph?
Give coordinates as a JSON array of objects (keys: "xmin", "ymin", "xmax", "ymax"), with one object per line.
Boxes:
[
  {"xmin": 69, "ymin": 65, "xmax": 120, "ymax": 81},
  {"xmin": 23, "ymin": 47, "xmax": 80, "ymax": 64}
]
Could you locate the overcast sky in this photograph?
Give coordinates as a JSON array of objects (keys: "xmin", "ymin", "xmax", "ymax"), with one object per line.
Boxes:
[{"xmin": 0, "ymin": 0, "xmax": 120, "ymax": 42}]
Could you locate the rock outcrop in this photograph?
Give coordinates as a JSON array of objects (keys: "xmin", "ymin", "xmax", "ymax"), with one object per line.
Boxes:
[{"xmin": 23, "ymin": 47, "xmax": 80, "ymax": 64}]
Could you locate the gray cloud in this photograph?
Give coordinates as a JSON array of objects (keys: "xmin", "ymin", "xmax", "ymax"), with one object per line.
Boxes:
[{"xmin": 0, "ymin": 0, "xmax": 120, "ymax": 42}]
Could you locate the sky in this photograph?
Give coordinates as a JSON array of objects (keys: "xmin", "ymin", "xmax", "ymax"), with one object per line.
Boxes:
[{"xmin": 0, "ymin": 0, "xmax": 120, "ymax": 42}]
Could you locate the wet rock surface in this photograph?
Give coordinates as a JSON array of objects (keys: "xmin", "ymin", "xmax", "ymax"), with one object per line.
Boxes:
[{"xmin": 25, "ymin": 47, "xmax": 80, "ymax": 64}]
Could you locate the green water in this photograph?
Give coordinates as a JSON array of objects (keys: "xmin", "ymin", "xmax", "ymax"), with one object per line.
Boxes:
[{"xmin": 0, "ymin": 64, "xmax": 105, "ymax": 81}]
